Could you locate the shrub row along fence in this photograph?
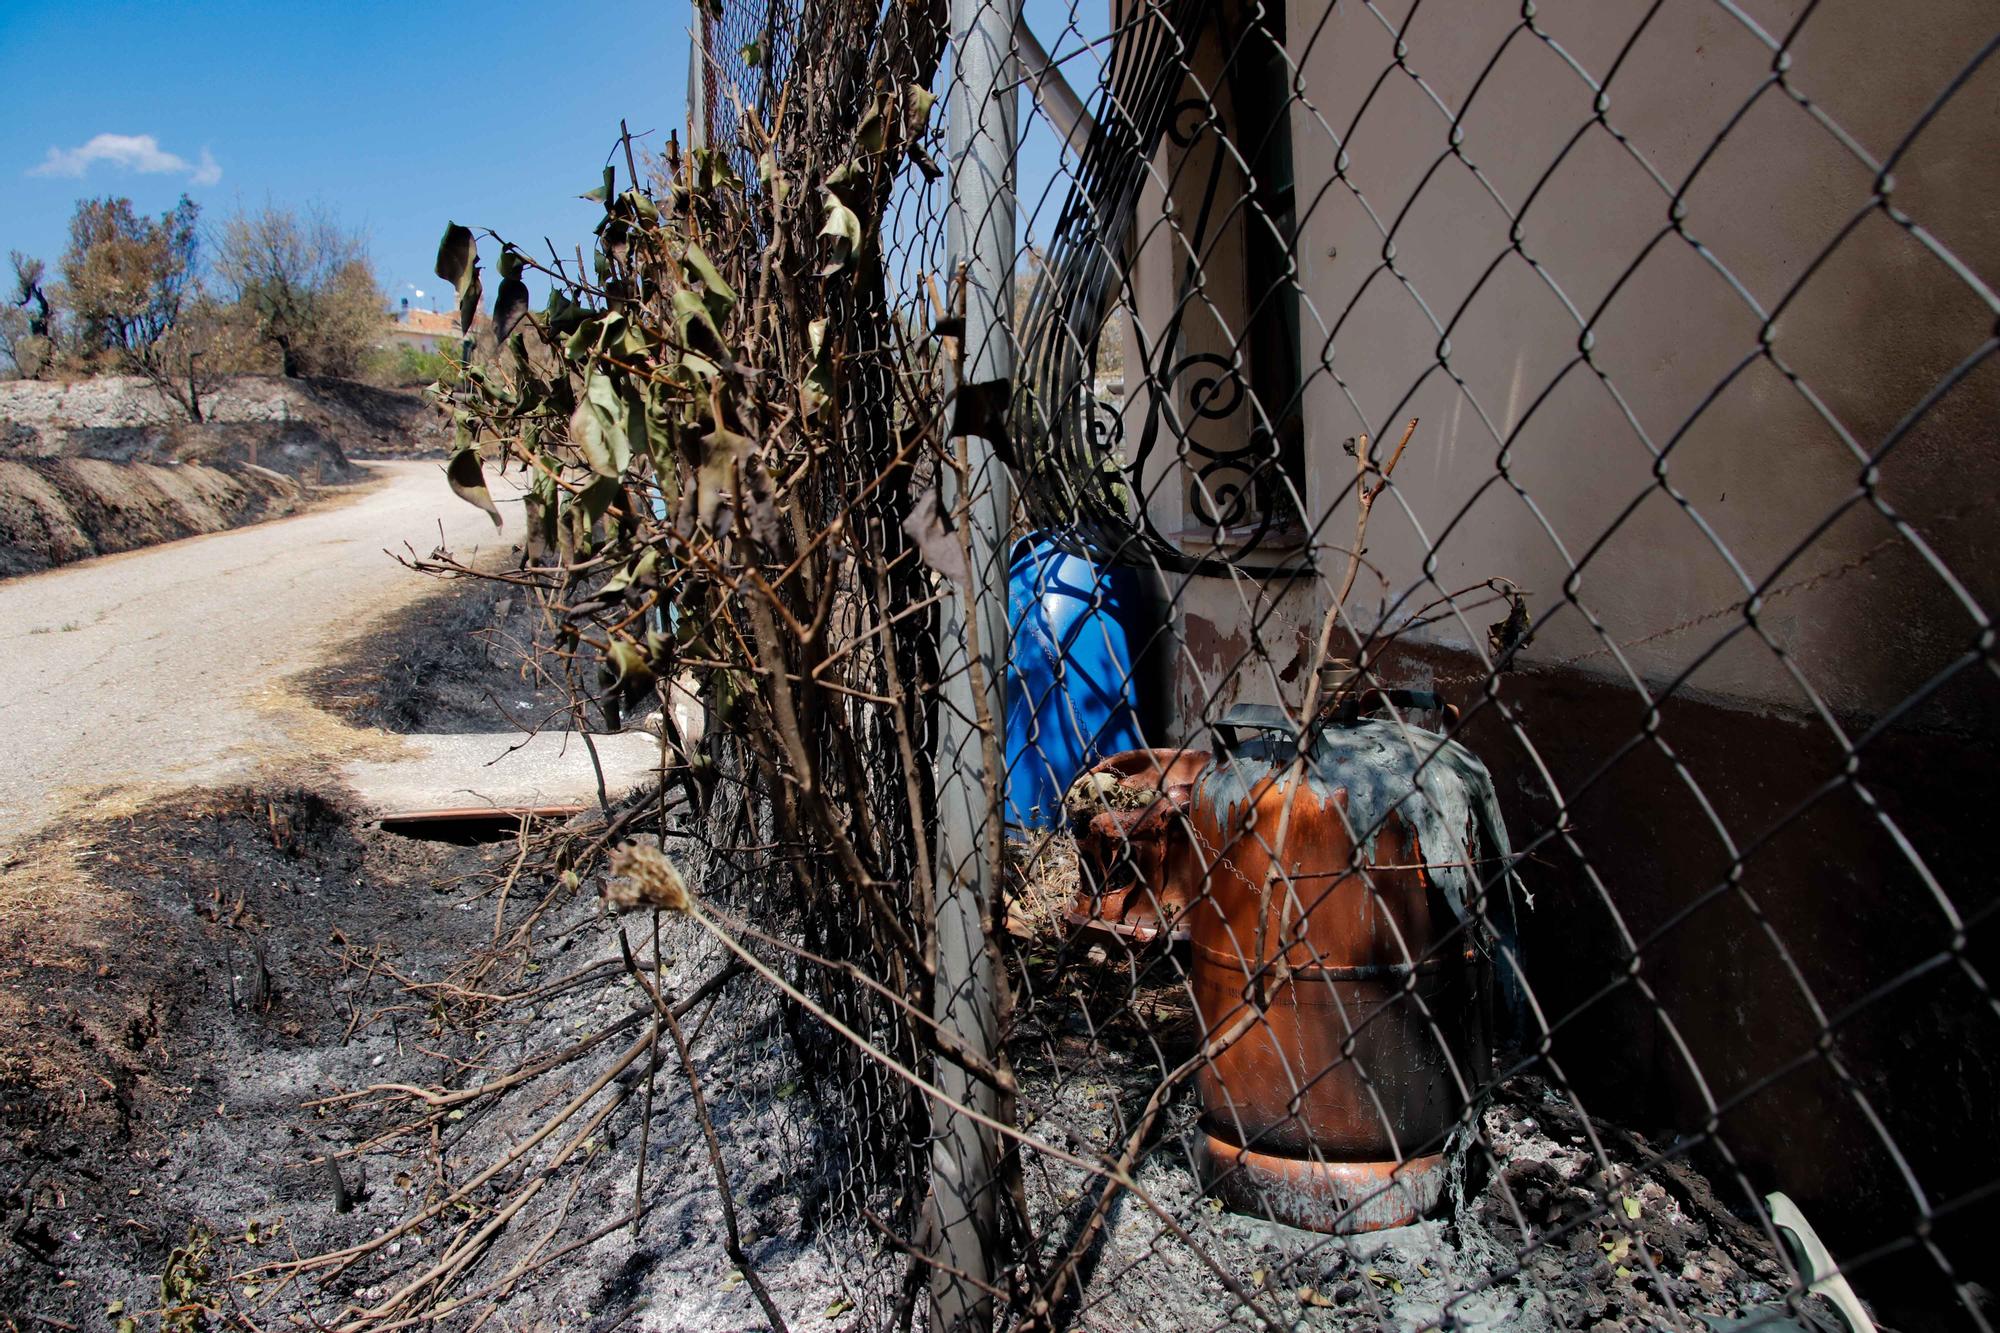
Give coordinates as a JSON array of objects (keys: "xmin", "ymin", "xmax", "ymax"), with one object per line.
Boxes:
[{"xmin": 403, "ymin": 1, "xmax": 1998, "ymax": 1329}]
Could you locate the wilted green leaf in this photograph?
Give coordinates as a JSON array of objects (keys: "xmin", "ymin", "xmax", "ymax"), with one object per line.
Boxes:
[
  {"xmin": 571, "ymin": 372, "xmax": 634, "ymax": 477},
  {"xmin": 642, "ymin": 382, "xmax": 683, "ymax": 479},
  {"xmin": 570, "ymin": 399, "xmax": 606, "ymax": 476},
  {"xmin": 676, "ymin": 352, "xmax": 720, "ymax": 383},
  {"xmin": 564, "ymin": 313, "xmax": 605, "ymax": 361},
  {"xmin": 824, "ymin": 160, "xmax": 867, "ymax": 208},
  {"xmin": 672, "ymin": 287, "xmax": 727, "ymax": 356},
  {"xmin": 681, "ymin": 244, "xmax": 738, "ymax": 321},
  {"xmin": 575, "ymin": 473, "xmax": 621, "ymax": 526},
  {"xmin": 525, "ymin": 465, "xmax": 559, "ymax": 555},
  {"xmin": 543, "ymin": 288, "xmax": 589, "ymax": 338},
  {"xmin": 820, "ymin": 201, "xmax": 863, "ymax": 274},
  {"xmin": 457, "ymin": 273, "xmax": 483, "ymax": 337},
  {"xmin": 600, "ymin": 548, "xmax": 660, "ymax": 597},
  {"xmin": 802, "ymin": 317, "xmax": 833, "ymax": 417},
  {"xmin": 825, "ymin": 1295, "xmax": 854, "ymax": 1318},
  {"xmin": 434, "ymin": 223, "xmax": 476, "ymax": 288},
  {"xmin": 493, "ymin": 276, "xmax": 530, "ymax": 343},
  {"xmin": 696, "ymin": 426, "xmax": 752, "ymax": 531},
  {"xmin": 711, "ymin": 667, "xmax": 750, "ymax": 724},
  {"xmin": 607, "ymin": 636, "xmax": 652, "ymax": 684},
  {"xmin": 447, "ymin": 446, "xmax": 503, "ymax": 530},
  {"xmin": 1623, "ymin": 1194, "xmax": 1641, "ymax": 1221},
  {"xmin": 617, "ymin": 188, "xmax": 659, "ymax": 224},
  {"xmin": 435, "ymin": 222, "xmax": 483, "ymax": 335},
  {"xmin": 856, "ymin": 104, "xmax": 886, "ymax": 155}
]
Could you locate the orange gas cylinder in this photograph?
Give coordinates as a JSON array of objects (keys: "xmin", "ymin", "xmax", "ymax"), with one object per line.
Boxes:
[{"xmin": 1182, "ymin": 701, "xmax": 1516, "ymax": 1233}]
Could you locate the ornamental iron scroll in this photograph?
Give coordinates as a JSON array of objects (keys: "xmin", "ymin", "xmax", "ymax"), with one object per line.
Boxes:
[{"xmin": 1012, "ymin": 1, "xmax": 1307, "ymax": 575}]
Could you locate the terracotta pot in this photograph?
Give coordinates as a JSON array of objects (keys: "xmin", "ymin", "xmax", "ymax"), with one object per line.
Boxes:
[
  {"xmin": 1063, "ymin": 747, "xmax": 1209, "ymax": 943},
  {"xmin": 1183, "ymin": 707, "xmax": 1499, "ymax": 1233}
]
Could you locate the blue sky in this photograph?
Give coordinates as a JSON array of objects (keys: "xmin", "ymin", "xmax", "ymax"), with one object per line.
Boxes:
[
  {"xmin": 0, "ymin": 0, "xmax": 1105, "ymax": 311},
  {"xmin": 0, "ymin": 0, "xmax": 694, "ymax": 308}
]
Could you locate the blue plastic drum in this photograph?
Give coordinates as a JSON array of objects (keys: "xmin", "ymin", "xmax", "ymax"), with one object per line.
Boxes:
[{"xmin": 1005, "ymin": 535, "xmax": 1147, "ymax": 829}]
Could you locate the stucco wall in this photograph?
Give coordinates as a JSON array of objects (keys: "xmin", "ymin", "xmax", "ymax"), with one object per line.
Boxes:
[{"xmin": 1279, "ymin": 0, "xmax": 1996, "ymax": 720}]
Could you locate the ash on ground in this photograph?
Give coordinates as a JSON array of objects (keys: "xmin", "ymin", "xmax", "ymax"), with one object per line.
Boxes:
[{"xmin": 1012, "ymin": 1064, "xmax": 1850, "ymax": 1331}]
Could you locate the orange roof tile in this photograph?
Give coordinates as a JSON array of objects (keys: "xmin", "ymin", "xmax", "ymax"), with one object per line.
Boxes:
[{"xmin": 394, "ymin": 308, "xmax": 480, "ymax": 335}]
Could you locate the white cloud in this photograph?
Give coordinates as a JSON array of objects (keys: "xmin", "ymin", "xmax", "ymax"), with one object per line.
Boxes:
[{"xmin": 27, "ymin": 133, "xmax": 222, "ymax": 186}]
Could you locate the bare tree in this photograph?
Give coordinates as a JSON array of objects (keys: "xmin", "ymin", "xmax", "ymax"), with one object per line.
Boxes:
[
  {"xmin": 217, "ymin": 204, "xmax": 383, "ymax": 378},
  {"xmin": 129, "ymin": 296, "xmax": 236, "ymax": 423},
  {"xmin": 1, "ymin": 252, "xmax": 56, "ymax": 379}
]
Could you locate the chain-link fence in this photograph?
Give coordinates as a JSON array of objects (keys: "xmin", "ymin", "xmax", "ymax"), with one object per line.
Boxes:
[
  {"xmin": 305, "ymin": 4, "xmax": 1995, "ymax": 1331},
  {"xmin": 688, "ymin": 0, "xmax": 1997, "ymax": 1327}
]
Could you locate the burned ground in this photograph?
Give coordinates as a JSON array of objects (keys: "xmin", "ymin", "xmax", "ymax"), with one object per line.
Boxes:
[
  {"xmin": 0, "ymin": 457, "xmax": 310, "ymax": 578},
  {"xmin": 0, "ymin": 786, "xmax": 496, "ymax": 1326},
  {"xmin": 0, "ymin": 779, "xmax": 1852, "ymax": 1332},
  {"xmin": 299, "ymin": 574, "xmax": 574, "ymax": 736},
  {"xmin": 0, "ymin": 585, "xmax": 1878, "ymax": 1331}
]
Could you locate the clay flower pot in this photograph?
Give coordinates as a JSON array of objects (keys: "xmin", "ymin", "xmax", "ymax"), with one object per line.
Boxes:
[{"xmin": 1062, "ymin": 747, "xmax": 1210, "ymax": 944}]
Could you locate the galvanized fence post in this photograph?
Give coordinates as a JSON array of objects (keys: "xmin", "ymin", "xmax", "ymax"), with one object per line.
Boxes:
[
  {"xmin": 931, "ymin": 0, "xmax": 1017, "ymax": 1326},
  {"xmin": 684, "ymin": 5, "xmax": 708, "ymax": 151}
]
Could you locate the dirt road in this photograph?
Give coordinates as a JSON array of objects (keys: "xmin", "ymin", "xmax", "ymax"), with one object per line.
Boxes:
[{"xmin": 0, "ymin": 460, "xmax": 652, "ymax": 848}]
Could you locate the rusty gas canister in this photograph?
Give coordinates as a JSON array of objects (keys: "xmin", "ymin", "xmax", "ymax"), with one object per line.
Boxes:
[
  {"xmin": 1183, "ymin": 700, "xmax": 1515, "ymax": 1233},
  {"xmin": 1063, "ymin": 747, "xmax": 1210, "ymax": 943}
]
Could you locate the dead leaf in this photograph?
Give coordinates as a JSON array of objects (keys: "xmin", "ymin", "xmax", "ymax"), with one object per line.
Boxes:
[
  {"xmin": 1486, "ymin": 588, "xmax": 1532, "ymax": 667},
  {"xmin": 604, "ymin": 837, "xmax": 690, "ymax": 914},
  {"xmin": 902, "ymin": 487, "xmax": 968, "ymax": 582}
]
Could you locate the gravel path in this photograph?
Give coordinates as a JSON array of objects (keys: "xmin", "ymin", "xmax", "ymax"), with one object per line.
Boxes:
[{"xmin": 0, "ymin": 460, "xmax": 651, "ymax": 846}]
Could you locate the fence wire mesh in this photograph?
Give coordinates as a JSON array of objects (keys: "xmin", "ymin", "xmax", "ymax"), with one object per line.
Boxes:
[
  {"xmin": 683, "ymin": 0, "xmax": 1998, "ymax": 1328},
  {"xmin": 321, "ymin": 3, "xmax": 1998, "ymax": 1331}
]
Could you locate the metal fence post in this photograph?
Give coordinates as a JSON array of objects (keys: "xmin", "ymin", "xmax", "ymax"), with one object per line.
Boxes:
[
  {"xmin": 685, "ymin": 6, "xmax": 708, "ymax": 150},
  {"xmin": 931, "ymin": 0, "xmax": 1017, "ymax": 1327}
]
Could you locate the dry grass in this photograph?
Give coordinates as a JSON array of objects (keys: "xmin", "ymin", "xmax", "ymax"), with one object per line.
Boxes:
[{"xmin": 1006, "ymin": 829, "xmax": 1080, "ymax": 942}]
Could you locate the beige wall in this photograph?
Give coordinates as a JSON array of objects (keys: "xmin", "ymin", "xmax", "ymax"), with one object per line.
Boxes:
[
  {"xmin": 1130, "ymin": 0, "xmax": 1996, "ymax": 731},
  {"xmin": 1287, "ymin": 0, "xmax": 1996, "ymax": 719}
]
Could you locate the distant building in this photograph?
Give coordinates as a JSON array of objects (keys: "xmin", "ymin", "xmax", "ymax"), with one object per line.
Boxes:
[{"xmin": 382, "ymin": 299, "xmax": 477, "ymax": 355}]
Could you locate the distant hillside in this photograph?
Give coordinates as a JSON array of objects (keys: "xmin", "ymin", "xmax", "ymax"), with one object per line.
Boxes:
[{"xmin": 0, "ymin": 374, "xmax": 445, "ymax": 576}]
